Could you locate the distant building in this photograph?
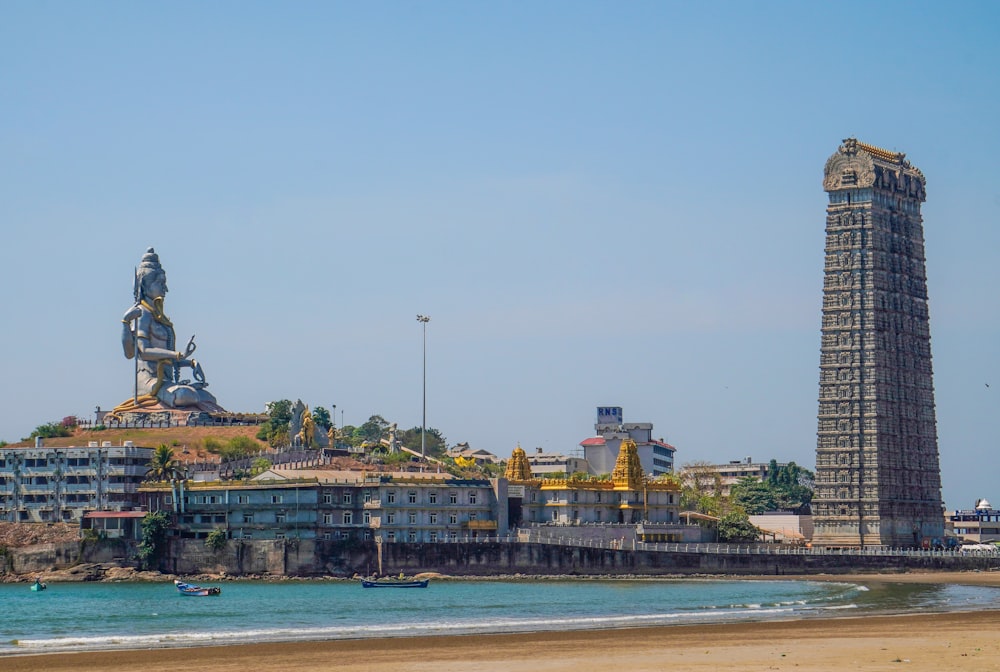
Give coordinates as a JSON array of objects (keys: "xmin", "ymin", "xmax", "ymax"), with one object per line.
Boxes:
[
  {"xmin": 445, "ymin": 443, "xmax": 501, "ymax": 465},
  {"xmin": 0, "ymin": 441, "xmax": 153, "ymax": 523},
  {"xmin": 525, "ymin": 446, "xmax": 590, "ymax": 478},
  {"xmin": 138, "ymin": 468, "xmax": 504, "ymax": 543},
  {"xmin": 947, "ymin": 499, "xmax": 1000, "ymax": 544},
  {"xmin": 680, "ymin": 457, "xmax": 786, "ymax": 498},
  {"xmin": 812, "ymin": 139, "xmax": 944, "ymax": 547},
  {"xmin": 581, "ymin": 407, "xmax": 675, "ymax": 477}
]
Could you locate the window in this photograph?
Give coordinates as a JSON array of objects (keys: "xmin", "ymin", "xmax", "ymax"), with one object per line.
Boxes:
[
  {"xmin": 386, "ymin": 491, "xmax": 396, "ymax": 504},
  {"xmin": 449, "ymin": 493, "xmax": 457, "ymax": 504},
  {"xmin": 429, "ymin": 513, "xmax": 438, "ymax": 525},
  {"xmin": 322, "ymin": 493, "xmax": 332, "ymax": 504},
  {"xmin": 408, "ymin": 492, "xmax": 417, "ymax": 504},
  {"xmin": 343, "ymin": 511, "xmax": 353, "ymax": 525},
  {"xmin": 387, "ymin": 532, "xmax": 395, "ymax": 542},
  {"xmin": 275, "ymin": 512, "xmax": 287, "ymax": 523},
  {"xmin": 271, "ymin": 495, "xmax": 283, "ymax": 504},
  {"xmin": 165, "ymin": 496, "xmax": 173, "ymax": 505},
  {"xmin": 449, "ymin": 513, "xmax": 458, "ymax": 524},
  {"xmin": 364, "ymin": 491, "xmax": 372, "ymax": 504},
  {"xmin": 323, "ymin": 513, "xmax": 333, "ymax": 524},
  {"xmin": 387, "ymin": 513, "xmax": 396, "ymax": 525},
  {"xmin": 449, "ymin": 531, "xmax": 458, "ymax": 541},
  {"xmin": 469, "ymin": 513, "xmax": 477, "ymax": 521},
  {"xmin": 238, "ymin": 494, "xmax": 250, "ymax": 504},
  {"xmin": 409, "ymin": 512, "xmax": 417, "ymax": 524},
  {"xmin": 343, "ymin": 492, "xmax": 352, "ymax": 504},
  {"xmin": 275, "ymin": 532, "xmax": 285, "ymax": 540},
  {"xmin": 469, "ymin": 492, "xmax": 477, "ymax": 505},
  {"xmin": 408, "ymin": 532, "xmax": 417, "ymax": 542},
  {"xmin": 429, "ymin": 532, "xmax": 438, "ymax": 543},
  {"xmin": 363, "ymin": 511, "xmax": 371, "ymax": 524},
  {"xmin": 595, "ymin": 492, "xmax": 601, "ymax": 503},
  {"xmin": 429, "ymin": 492, "xmax": 438, "ymax": 504}
]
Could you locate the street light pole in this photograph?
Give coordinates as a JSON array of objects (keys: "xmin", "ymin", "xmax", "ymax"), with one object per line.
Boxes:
[{"xmin": 416, "ymin": 315, "xmax": 430, "ymax": 459}]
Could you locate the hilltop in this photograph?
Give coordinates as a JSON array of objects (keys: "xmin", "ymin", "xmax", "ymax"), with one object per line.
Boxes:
[{"xmin": 4, "ymin": 426, "xmax": 266, "ymax": 463}]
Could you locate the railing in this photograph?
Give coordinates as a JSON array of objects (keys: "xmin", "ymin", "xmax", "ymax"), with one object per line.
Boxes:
[{"xmin": 516, "ymin": 529, "xmax": 1000, "ymax": 558}]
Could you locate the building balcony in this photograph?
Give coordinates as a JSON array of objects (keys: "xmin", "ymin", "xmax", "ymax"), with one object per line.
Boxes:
[{"xmin": 461, "ymin": 520, "xmax": 497, "ymax": 530}]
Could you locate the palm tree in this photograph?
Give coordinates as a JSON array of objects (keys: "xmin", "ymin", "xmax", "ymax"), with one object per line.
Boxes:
[{"xmin": 145, "ymin": 444, "xmax": 183, "ymax": 482}]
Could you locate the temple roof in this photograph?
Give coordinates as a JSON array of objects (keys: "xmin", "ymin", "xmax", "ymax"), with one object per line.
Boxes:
[{"xmin": 504, "ymin": 445, "xmax": 533, "ymax": 482}]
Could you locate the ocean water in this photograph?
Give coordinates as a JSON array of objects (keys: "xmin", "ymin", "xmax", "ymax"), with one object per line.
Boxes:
[{"xmin": 2, "ymin": 578, "xmax": 999, "ymax": 656}]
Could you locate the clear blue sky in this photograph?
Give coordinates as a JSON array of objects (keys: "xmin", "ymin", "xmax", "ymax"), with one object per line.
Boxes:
[{"xmin": 2, "ymin": 2, "xmax": 997, "ymax": 510}]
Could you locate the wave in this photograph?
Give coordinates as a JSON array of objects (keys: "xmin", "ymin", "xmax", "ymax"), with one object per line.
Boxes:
[{"xmin": 6, "ymin": 603, "xmax": 858, "ymax": 655}]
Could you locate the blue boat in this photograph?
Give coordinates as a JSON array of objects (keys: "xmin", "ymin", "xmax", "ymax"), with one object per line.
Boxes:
[
  {"xmin": 174, "ymin": 580, "xmax": 221, "ymax": 596},
  {"xmin": 30, "ymin": 579, "xmax": 47, "ymax": 592}
]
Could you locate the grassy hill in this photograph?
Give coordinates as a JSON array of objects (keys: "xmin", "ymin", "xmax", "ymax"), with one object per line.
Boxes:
[{"xmin": 5, "ymin": 426, "xmax": 267, "ymax": 463}]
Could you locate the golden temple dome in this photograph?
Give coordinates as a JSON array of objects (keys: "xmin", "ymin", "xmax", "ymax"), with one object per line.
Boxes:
[{"xmin": 505, "ymin": 444, "xmax": 532, "ymax": 481}]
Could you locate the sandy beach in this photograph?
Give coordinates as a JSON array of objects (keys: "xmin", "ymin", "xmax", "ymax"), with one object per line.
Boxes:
[{"xmin": 6, "ymin": 572, "xmax": 1000, "ymax": 672}]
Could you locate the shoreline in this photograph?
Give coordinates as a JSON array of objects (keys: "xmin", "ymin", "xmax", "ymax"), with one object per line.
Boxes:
[
  {"xmin": 5, "ymin": 571, "xmax": 1000, "ymax": 671},
  {"xmin": 5, "ymin": 608, "xmax": 1000, "ymax": 672}
]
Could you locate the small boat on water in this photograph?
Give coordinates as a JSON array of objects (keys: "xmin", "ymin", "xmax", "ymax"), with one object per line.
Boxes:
[
  {"xmin": 30, "ymin": 579, "xmax": 47, "ymax": 592},
  {"xmin": 174, "ymin": 579, "xmax": 221, "ymax": 596},
  {"xmin": 361, "ymin": 578, "xmax": 429, "ymax": 588}
]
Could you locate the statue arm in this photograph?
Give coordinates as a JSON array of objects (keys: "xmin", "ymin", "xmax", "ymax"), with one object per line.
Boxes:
[{"xmin": 136, "ymin": 334, "xmax": 187, "ymax": 363}]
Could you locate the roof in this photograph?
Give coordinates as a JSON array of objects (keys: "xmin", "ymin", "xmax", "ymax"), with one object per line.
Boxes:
[
  {"xmin": 579, "ymin": 437, "xmax": 606, "ymax": 447},
  {"xmin": 855, "ymin": 139, "xmax": 905, "ymax": 164},
  {"xmin": 83, "ymin": 511, "xmax": 148, "ymax": 519}
]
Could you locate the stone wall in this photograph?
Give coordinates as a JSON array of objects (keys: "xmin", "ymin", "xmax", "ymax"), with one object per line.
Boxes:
[{"xmin": 6, "ymin": 539, "xmax": 1000, "ymax": 577}]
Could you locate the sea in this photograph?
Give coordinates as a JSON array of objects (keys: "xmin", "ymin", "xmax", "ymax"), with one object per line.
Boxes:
[{"xmin": 3, "ymin": 578, "xmax": 1000, "ymax": 656}]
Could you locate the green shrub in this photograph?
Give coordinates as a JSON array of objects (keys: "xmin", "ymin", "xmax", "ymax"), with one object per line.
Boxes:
[{"xmin": 205, "ymin": 528, "xmax": 228, "ymax": 552}]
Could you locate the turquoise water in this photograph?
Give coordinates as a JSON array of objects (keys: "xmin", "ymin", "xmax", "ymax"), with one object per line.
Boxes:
[{"xmin": 2, "ymin": 579, "xmax": 999, "ymax": 655}]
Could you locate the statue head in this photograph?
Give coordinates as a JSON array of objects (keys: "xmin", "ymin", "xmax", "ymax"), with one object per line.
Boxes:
[{"xmin": 135, "ymin": 247, "xmax": 168, "ymax": 302}]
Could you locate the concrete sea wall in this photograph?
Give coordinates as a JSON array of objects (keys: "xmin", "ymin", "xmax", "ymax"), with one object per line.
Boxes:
[{"xmin": 6, "ymin": 539, "xmax": 1000, "ymax": 577}]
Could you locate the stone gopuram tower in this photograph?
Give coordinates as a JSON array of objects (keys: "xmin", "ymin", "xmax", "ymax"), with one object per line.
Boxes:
[{"xmin": 812, "ymin": 138, "xmax": 944, "ymax": 548}]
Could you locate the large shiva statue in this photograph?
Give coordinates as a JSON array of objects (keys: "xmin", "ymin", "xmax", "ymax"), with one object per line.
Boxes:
[{"xmin": 113, "ymin": 248, "xmax": 223, "ymax": 414}]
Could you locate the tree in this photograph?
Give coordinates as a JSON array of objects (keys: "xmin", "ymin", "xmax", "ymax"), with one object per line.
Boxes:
[
  {"xmin": 399, "ymin": 427, "xmax": 447, "ymax": 456},
  {"xmin": 145, "ymin": 444, "xmax": 184, "ymax": 482},
  {"xmin": 312, "ymin": 406, "xmax": 331, "ymax": 430},
  {"xmin": 679, "ymin": 461, "xmax": 724, "ymax": 514},
  {"xmin": 354, "ymin": 415, "xmax": 390, "ymax": 445},
  {"xmin": 730, "ymin": 476, "xmax": 778, "ymax": 514},
  {"xmin": 137, "ymin": 511, "xmax": 171, "ymax": 570},
  {"xmin": 717, "ymin": 512, "xmax": 761, "ymax": 543},
  {"xmin": 25, "ymin": 421, "xmax": 72, "ymax": 441},
  {"xmin": 265, "ymin": 399, "xmax": 293, "ymax": 425}
]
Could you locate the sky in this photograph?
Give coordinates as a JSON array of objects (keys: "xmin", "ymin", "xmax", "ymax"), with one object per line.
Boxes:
[{"xmin": 1, "ymin": 2, "xmax": 998, "ymax": 511}]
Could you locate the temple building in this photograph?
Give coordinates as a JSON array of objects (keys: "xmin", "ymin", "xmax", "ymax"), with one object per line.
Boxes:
[
  {"xmin": 811, "ymin": 138, "xmax": 944, "ymax": 547},
  {"xmin": 504, "ymin": 440, "xmax": 686, "ymax": 540}
]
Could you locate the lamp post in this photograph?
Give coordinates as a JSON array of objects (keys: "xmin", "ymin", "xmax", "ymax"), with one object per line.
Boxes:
[{"xmin": 416, "ymin": 314, "xmax": 430, "ymax": 459}]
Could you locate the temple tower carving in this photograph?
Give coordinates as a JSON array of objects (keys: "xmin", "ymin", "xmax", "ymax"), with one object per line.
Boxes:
[{"xmin": 811, "ymin": 139, "xmax": 943, "ymax": 547}]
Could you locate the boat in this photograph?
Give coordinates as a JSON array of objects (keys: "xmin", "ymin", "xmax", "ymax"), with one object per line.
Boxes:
[
  {"xmin": 361, "ymin": 578, "xmax": 429, "ymax": 588},
  {"xmin": 30, "ymin": 579, "xmax": 47, "ymax": 592},
  {"xmin": 174, "ymin": 579, "xmax": 221, "ymax": 596}
]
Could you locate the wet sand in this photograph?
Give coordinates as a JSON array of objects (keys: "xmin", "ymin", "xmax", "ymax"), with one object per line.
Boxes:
[{"xmin": 6, "ymin": 572, "xmax": 1000, "ymax": 672}]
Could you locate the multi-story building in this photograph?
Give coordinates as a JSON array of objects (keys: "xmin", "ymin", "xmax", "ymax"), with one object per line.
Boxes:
[
  {"xmin": 139, "ymin": 468, "xmax": 503, "ymax": 543},
  {"xmin": 139, "ymin": 477, "xmax": 320, "ymax": 541},
  {"xmin": 812, "ymin": 138, "xmax": 944, "ymax": 547},
  {"xmin": 0, "ymin": 441, "xmax": 152, "ymax": 523},
  {"xmin": 524, "ymin": 447, "xmax": 590, "ymax": 478},
  {"xmin": 947, "ymin": 499, "xmax": 1000, "ymax": 544},
  {"xmin": 360, "ymin": 472, "xmax": 501, "ymax": 543},
  {"xmin": 581, "ymin": 407, "xmax": 675, "ymax": 477}
]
